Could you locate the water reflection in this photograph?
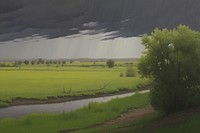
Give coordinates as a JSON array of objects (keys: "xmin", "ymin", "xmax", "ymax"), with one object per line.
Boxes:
[{"xmin": 0, "ymin": 90, "xmax": 149, "ymax": 119}]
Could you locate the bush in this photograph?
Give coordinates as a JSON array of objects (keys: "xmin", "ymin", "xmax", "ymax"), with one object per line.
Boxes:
[
  {"xmin": 106, "ymin": 59, "xmax": 114, "ymax": 68},
  {"xmin": 120, "ymin": 72, "xmax": 124, "ymax": 77},
  {"xmin": 126, "ymin": 67, "xmax": 136, "ymax": 77}
]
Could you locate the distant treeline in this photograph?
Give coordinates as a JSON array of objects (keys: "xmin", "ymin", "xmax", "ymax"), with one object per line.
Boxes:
[
  {"xmin": 0, "ymin": 64, "xmax": 13, "ymax": 67},
  {"xmin": 0, "ymin": 59, "xmax": 70, "ymax": 67},
  {"xmin": 14, "ymin": 58, "xmax": 70, "ymax": 66}
]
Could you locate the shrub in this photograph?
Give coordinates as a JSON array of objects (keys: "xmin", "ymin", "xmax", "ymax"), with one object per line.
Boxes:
[
  {"xmin": 126, "ymin": 67, "xmax": 136, "ymax": 77},
  {"xmin": 106, "ymin": 59, "xmax": 114, "ymax": 68},
  {"xmin": 120, "ymin": 72, "xmax": 124, "ymax": 77}
]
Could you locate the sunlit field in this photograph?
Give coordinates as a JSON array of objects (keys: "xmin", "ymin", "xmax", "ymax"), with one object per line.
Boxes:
[{"xmin": 0, "ymin": 61, "xmax": 149, "ymax": 107}]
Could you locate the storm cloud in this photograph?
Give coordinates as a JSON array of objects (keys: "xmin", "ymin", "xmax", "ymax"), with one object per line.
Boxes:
[{"xmin": 1, "ymin": 0, "xmax": 200, "ymax": 42}]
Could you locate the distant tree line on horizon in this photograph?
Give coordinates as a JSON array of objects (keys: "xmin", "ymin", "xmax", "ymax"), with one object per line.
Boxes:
[
  {"xmin": 0, "ymin": 59, "xmax": 136, "ymax": 69},
  {"xmin": 14, "ymin": 58, "xmax": 68, "ymax": 66}
]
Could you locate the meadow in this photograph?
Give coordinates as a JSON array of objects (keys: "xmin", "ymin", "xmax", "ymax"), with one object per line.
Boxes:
[
  {"xmin": 0, "ymin": 61, "xmax": 149, "ymax": 107},
  {"xmin": 0, "ymin": 61, "xmax": 199, "ymax": 133}
]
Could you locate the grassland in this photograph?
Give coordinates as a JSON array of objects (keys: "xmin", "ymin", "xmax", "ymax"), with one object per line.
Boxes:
[
  {"xmin": 76, "ymin": 111, "xmax": 163, "ymax": 133},
  {"xmin": 77, "ymin": 108, "xmax": 200, "ymax": 133},
  {"xmin": 0, "ymin": 61, "xmax": 199, "ymax": 133},
  {"xmin": 0, "ymin": 93, "xmax": 150, "ymax": 133},
  {"xmin": 117, "ymin": 112, "xmax": 200, "ymax": 133},
  {"xmin": 0, "ymin": 61, "xmax": 149, "ymax": 107}
]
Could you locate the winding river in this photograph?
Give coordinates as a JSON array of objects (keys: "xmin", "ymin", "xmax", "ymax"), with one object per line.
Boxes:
[{"xmin": 0, "ymin": 90, "xmax": 149, "ymax": 119}]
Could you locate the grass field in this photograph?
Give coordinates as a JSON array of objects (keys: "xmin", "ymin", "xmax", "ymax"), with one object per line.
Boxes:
[
  {"xmin": 0, "ymin": 61, "xmax": 149, "ymax": 106},
  {"xmin": 77, "ymin": 108, "xmax": 200, "ymax": 133},
  {"xmin": 0, "ymin": 61, "xmax": 199, "ymax": 133},
  {"xmin": 0, "ymin": 93, "xmax": 150, "ymax": 133},
  {"xmin": 114, "ymin": 113, "xmax": 200, "ymax": 133},
  {"xmin": 76, "ymin": 111, "xmax": 163, "ymax": 133}
]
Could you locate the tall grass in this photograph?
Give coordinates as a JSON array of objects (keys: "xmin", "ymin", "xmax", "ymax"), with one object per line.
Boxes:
[{"xmin": 0, "ymin": 93, "xmax": 150, "ymax": 133}]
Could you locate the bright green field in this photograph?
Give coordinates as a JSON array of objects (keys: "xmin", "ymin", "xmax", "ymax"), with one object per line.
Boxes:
[{"xmin": 0, "ymin": 62, "xmax": 149, "ymax": 106}]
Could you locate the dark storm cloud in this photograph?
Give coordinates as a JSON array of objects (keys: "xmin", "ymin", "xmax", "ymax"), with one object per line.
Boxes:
[
  {"xmin": 1, "ymin": 0, "xmax": 200, "ymax": 42},
  {"xmin": 0, "ymin": 0, "xmax": 23, "ymax": 14}
]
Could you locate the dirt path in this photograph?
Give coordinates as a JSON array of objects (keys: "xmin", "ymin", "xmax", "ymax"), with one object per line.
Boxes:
[
  {"xmin": 61, "ymin": 105, "xmax": 155, "ymax": 133},
  {"xmin": 108, "ymin": 106, "xmax": 200, "ymax": 133},
  {"xmin": 101, "ymin": 105, "xmax": 154, "ymax": 127}
]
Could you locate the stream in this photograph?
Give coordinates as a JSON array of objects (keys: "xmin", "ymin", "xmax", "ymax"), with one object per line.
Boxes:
[{"xmin": 0, "ymin": 90, "xmax": 149, "ymax": 119}]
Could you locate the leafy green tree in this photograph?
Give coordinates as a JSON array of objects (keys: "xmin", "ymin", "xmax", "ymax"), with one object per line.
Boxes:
[
  {"xmin": 106, "ymin": 59, "xmax": 115, "ymax": 68},
  {"xmin": 24, "ymin": 60, "xmax": 29, "ymax": 65},
  {"xmin": 31, "ymin": 60, "xmax": 35, "ymax": 65},
  {"xmin": 46, "ymin": 60, "xmax": 50, "ymax": 65},
  {"xmin": 37, "ymin": 58, "xmax": 45, "ymax": 64},
  {"xmin": 48, "ymin": 60, "xmax": 52, "ymax": 64},
  {"xmin": 138, "ymin": 25, "xmax": 200, "ymax": 113},
  {"xmin": 53, "ymin": 60, "xmax": 57, "ymax": 64},
  {"xmin": 38, "ymin": 58, "xmax": 43, "ymax": 63},
  {"xmin": 70, "ymin": 60, "xmax": 73, "ymax": 64},
  {"xmin": 62, "ymin": 60, "xmax": 66, "ymax": 65},
  {"xmin": 16, "ymin": 61, "xmax": 22, "ymax": 66}
]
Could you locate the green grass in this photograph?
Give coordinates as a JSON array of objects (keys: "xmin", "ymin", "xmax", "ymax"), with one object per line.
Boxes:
[
  {"xmin": 75, "ymin": 112, "xmax": 162, "ymax": 133},
  {"xmin": 0, "ymin": 93, "xmax": 150, "ymax": 133},
  {"xmin": 79, "ymin": 111, "xmax": 200, "ymax": 133},
  {"xmin": 108, "ymin": 112, "xmax": 163, "ymax": 133},
  {"xmin": 0, "ymin": 101, "xmax": 9, "ymax": 108},
  {"xmin": 154, "ymin": 114, "xmax": 200, "ymax": 133},
  {"xmin": 0, "ymin": 62, "xmax": 149, "ymax": 104}
]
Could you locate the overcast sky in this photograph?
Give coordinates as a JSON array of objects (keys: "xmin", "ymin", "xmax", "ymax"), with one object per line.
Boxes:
[
  {"xmin": 0, "ymin": 0, "xmax": 200, "ymax": 59},
  {"xmin": 0, "ymin": 31, "xmax": 144, "ymax": 59}
]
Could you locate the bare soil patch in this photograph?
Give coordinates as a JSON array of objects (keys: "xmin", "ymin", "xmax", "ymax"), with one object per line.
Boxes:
[{"xmin": 101, "ymin": 105, "xmax": 154, "ymax": 127}]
